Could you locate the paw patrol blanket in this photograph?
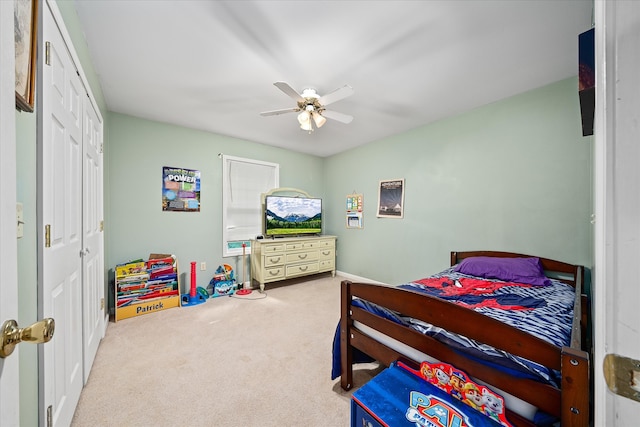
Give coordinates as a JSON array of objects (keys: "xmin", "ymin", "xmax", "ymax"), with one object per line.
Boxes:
[{"xmin": 352, "ymin": 361, "xmax": 511, "ymax": 427}]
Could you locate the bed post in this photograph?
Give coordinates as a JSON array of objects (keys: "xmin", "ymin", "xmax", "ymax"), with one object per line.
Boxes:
[
  {"xmin": 450, "ymin": 251, "xmax": 458, "ymax": 266},
  {"xmin": 340, "ymin": 280, "xmax": 354, "ymax": 390},
  {"xmin": 561, "ymin": 346, "xmax": 590, "ymax": 426}
]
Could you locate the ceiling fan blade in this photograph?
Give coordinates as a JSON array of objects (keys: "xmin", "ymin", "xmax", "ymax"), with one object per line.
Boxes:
[
  {"xmin": 260, "ymin": 107, "xmax": 300, "ymax": 117},
  {"xmin": 318, "ymin": 85, "xmax": 354, "ymax": 106},
  {"xmin": 273, "ymin": 81, "xmax": 305, "ymax": 104},
  {"xmin": 321, "ymin": 109, "xmax": 353, "ymax": 124}
]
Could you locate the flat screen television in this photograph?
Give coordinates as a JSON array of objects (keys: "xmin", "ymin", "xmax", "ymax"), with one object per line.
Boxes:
[{"xmin": 264, "ymin": 195, "xmax": 322, "ymax": 237}]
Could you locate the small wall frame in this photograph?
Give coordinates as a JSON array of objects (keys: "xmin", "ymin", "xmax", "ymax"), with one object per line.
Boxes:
[{"xmin": 346, "ymin": 193, "xmax": 363, "ymax": 229}]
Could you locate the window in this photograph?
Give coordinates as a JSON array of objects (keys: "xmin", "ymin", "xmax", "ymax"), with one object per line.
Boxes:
[{"xmin": 222, "ymin": 155, "xmax": 279, "ymax": 257}]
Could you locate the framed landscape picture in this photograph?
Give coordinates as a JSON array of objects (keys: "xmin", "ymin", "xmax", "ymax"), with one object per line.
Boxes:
[
  {"xmin": 377, "ymin": 179, "xmax": 404, "ymax": 218},
  {"xmin": 15, "ymin": 0, "xmax": 38, "ymax": 112}
]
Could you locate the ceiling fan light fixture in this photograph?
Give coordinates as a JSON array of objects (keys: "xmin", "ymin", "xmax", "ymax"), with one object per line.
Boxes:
[
  {"xmin": 297, "ymin": 110, "xmax": 310, "ymax": 126},
  {"xmin": 300, "ymin": 121, "xmax": 313, "ymax": 132},
  {"xmin": 312, "ymin": 111, "xmax": 327, "ymax": 128},
  {"xmin": 298, "ymin": 111, "xmax": 313, "ymax": 131},
  {"xmin": 262, "ymin": 81, "xmax": 354, "ymax": 132}
]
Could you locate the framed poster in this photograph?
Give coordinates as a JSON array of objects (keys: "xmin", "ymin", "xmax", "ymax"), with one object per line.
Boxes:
[
  {"xmin": 162, "ymin": 166, "xmax": 201, "ymax": 212},
  {"xmin": 15, "ymin": 0, "xmax": 38, "ymax": 112},
  {"xmin": 377, "ymin": 179, "xmax": 404, "ymax": 218}
]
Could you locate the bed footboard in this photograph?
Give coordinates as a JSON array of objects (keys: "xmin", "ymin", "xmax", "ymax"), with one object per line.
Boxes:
[{"xmin": 340, "ymin": 268, "xmax": 590, "ymax": 427}]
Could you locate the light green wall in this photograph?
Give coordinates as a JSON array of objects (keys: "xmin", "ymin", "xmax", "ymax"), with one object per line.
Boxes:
[
  {"xmin": 106, "ymin": 113, "xmax": 324, "ymax": 291},
  {"xmin": 107, "ymin": 77, "xmax": 592, "ymax": 292},
  {"xmin": 324, "ymin": 77, "xmax": 592, "ymax": 284}
]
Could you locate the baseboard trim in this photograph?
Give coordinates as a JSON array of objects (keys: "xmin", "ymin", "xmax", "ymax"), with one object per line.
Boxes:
[{"xmin": 335, "ymin": 270, "xmax": 386, "ymax": 285}]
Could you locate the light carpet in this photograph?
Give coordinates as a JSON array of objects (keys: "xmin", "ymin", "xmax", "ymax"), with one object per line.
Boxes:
[{"xmin": 71, "ymin": 274, "xmax": 382, "ymax": 426}]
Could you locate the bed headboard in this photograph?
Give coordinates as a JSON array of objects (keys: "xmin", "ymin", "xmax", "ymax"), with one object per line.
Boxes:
[{"xmin": 450, "ymin": 250, "xmax": 584, "ymax": 289}]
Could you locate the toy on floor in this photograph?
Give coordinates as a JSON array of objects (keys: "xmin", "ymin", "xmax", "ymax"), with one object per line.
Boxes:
[
  {"xmin": 208, "ymin": 264, "xmax": 238, "ymax": 297},
  {"xmin": 182, "ymin": 261, "xmax": 207, "ymax": 306},
  {"xmin": 236, "ymin": 242, "xmax": 252, "ymax": 296}
]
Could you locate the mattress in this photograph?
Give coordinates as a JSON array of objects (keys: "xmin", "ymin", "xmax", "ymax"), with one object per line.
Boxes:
[{"xmin": 397, "ymin": 267, "xmax": 576, "ymax": 387}]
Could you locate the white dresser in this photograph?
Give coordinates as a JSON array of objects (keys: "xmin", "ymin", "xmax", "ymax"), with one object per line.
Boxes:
[{"xmin": 250, "ymin": 235, "xmax": 336, "ymax": 291}]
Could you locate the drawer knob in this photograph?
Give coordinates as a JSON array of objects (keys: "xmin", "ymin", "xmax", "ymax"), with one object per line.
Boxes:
[{"xmin": 298, "ymin": 254, "xmax": 307, "ymax": 259}]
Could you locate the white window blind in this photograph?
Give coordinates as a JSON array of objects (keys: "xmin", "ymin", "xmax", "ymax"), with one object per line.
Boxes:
[{"xmin": 222, "ymin": 155, "xmax": 279, "ymax": 257}]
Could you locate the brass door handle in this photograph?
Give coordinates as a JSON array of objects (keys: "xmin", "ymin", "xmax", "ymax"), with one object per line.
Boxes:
[{"xmin": 0, "ymin": 318, "xmax": 55, "ymax": 358}]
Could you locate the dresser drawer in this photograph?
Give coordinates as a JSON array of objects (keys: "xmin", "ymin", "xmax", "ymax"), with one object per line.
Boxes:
[
  {"xmin": 285, "ymin": 251, "xmax": 318, "ymax": 263},
  {"xmin": 262, "ymin": 243, "xmax": 285, "ymax": 254},
  {"xmin": 264, "ymin": 254, "xmax": 284, "ymax": 266},
  {"xmin": 305, "ymin": 239, "xmax": 335, "ymax": 249},
  {"xmin": 318, "ymin": 248, "xmax": 334, "ymax": 259},
  {"xmin": 264, "ymin": 266, "xmax": 285, "ymax": 281},
  {"xmin": 285, "ymin": 241, "xmax": 305, "ymax": 251},
  {"xmin": 319, "ymin": 259, "xmax": 334, "ymax": 271},
  {"xmin": 286, "ymin": 262, "xmax": 319, "ymax": 277}
]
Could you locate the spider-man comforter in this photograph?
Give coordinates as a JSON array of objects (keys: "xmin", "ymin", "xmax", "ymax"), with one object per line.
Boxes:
[{"xmin": 331, "ymin": 267, "xmax": 577, "ymax": 388}]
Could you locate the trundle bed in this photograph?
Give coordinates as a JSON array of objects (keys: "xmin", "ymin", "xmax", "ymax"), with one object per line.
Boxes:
[{"xmin": 335, "ymin": 250, "xmax": 590, "ymax": 426}]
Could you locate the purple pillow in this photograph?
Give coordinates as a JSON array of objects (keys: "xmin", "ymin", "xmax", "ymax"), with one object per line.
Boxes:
[{"xmin": 453, "ymin": 256, "xmax": 551, "ymax": 286}]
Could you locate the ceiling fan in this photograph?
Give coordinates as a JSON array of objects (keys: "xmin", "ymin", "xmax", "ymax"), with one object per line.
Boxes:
[{"xmin": 260, "ymin": 82, "xmax": 354, "ymax": 132}]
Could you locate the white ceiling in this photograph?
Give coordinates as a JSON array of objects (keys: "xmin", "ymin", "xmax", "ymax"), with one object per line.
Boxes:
[{"xmin": 73, "ymin": 0, "xmax": 593, "ymax": 157}]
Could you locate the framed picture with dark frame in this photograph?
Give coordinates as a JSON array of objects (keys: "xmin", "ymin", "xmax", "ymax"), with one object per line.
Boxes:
[
  {"xmin": 377, "ymin": 178, "xmax": 405, "ymax": 218},
  {"xmin": 15, "ymin": 0, "xmax": 38, "ymax": 113}
]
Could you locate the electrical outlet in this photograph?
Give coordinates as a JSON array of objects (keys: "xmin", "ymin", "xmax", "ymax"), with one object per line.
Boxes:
[{"xmin": 200, "ymin": 262, "xmax": 206, "ymax": 271}]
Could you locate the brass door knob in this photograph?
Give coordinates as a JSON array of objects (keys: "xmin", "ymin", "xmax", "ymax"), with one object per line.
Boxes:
[{"xmin": 0, "ymin": 318, "xmax": 55, "ymax": 358}]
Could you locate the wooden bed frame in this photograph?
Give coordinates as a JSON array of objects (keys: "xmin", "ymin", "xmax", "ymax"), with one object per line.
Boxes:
[{"xmin": 340, "ymin": 250, "xmax": 590, "ymax": 427}]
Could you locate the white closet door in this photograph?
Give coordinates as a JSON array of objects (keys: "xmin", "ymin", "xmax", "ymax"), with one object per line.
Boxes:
[
  {"xmin": 39, "ymin": 4, "xmax": 84, "ymax": 425},
  {"xmin": 81, "ymin": 96, "xmax": 104, "ymax": 384}
]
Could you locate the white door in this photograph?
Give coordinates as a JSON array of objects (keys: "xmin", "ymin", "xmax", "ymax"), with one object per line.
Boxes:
[
  {"xmin": 0, "ymin": 1, "xmax": 20, "ymax": 425},
  {"xmin": 39, "ymin": 4, "xmax": 84, "ymax": 425},
  {"xmin": 594, "ymin": 0, "xmax": 640, "ymax": 425},
  {"xmin": 81, "ymin": 96, "xmax": 104, "ymax": 384}
]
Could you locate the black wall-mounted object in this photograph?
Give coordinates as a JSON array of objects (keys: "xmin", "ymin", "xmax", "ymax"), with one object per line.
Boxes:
[{"xmin": 579, "ymin": 28, "xmax": 595, "ymax": 137}]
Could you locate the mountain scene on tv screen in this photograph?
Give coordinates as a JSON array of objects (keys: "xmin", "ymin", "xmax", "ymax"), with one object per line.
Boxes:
[{"xmin": 266, "ymin": 198, "xmax": 321, "ymax": 235}]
